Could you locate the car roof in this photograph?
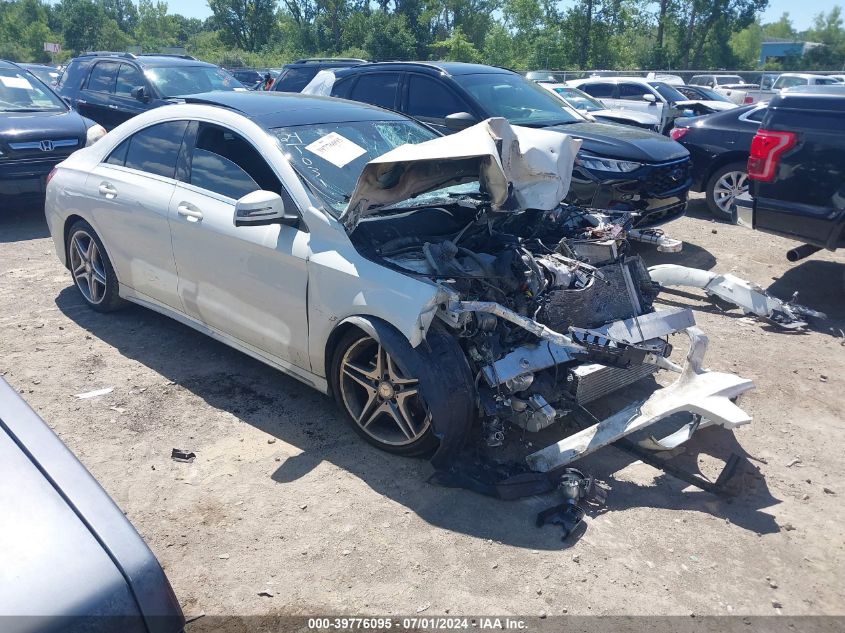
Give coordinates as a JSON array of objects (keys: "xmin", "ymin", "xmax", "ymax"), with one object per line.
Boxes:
[
  {"xmin": 70, "ymin": 53, "xmax": 216, "ymax": 69},
  {"xmin": 0, "ymin": 59, "xmax": 22, "ymax": 70},
  {"xmin": 335, "ymin": 61, "xmax": 511, "ymax": 77},
  {"xmin": 183, "ymin": 91, "xmax": 410, "ymax": 127},
  {"xmin": 574, "ymin": 77, "xmax": 650, "ymax": 84}
]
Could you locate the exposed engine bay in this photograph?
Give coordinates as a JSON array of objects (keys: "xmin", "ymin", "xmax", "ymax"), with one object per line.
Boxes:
[{"xmin": 351, "ymin": 197, "xmax": 754, "ymax": 471}]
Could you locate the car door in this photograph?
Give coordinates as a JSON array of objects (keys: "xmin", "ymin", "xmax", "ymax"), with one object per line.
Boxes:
[
  {"xmin": 110, "ymin": 63, "xmax": 152, "ymax": 126},
  {"xmin": 402, "ymin": 73, "xmax": 476, "ymax": 133},
  {"xmin": 82, "ymin": 120, "xmax": 189, "ymax": 309},
  {"xmin": 617, "ymin": 82, "xmax": 665, "ymax": 124},
  {"xmin": 77, "ymin": 61, "xmax": 120, "ymax": 129},
  {"xmin": 168, "ymin": 121, "xmax": 310, "ymax": 369}
]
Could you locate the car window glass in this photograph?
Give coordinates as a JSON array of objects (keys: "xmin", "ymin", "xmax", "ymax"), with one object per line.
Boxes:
[
  {"xmin": 144, "ymin": 66, "xmax": 241, "ymax": 98},
  {"xmin": 275, "ymin": 67, "xmax": 319, "ymax": 92},
  {"xmin": 115, "ymin": 64, "xmax": 144, "ymax": 96},
  {"xmin": 189, "ymin": 123, "xmax": 282, "ymax": 200},
  {"xmin": 618, "ymin": 83, "xmax": 649, "ymax": 100},
  {"xmin": 87, "ymin": 62, "xmax": 118, "ymax": 93},
  {"xmin": 349, "ymin": 73, "xmax": 400, "ymax": 109},
  {"xmin": 580, "ymin": 82, "xmax": 614, "ymax": 98},
  {"xmin": 406, "ymin": 75, "xmax": 466, "ymax": 118},
  {"xmin": 105, "ymin": 138, "xmax": 130, "ymax": 166},
  {"xmin": 124, "ymin": 121, "xmax": 189, "ymax": 178},
  {"xmin": 332, "ymin": 77, "xmax": 352, "ymax": 99},
  {"xmin": 745, "ymin": 107, "xmax": 766, "ymax": 123}
]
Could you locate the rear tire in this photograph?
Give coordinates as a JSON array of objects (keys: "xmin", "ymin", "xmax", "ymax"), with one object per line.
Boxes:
[
  {"xmin": 706, "ymin": 161, "xmax": 748, "ymax": 219},
  {"xmin": 66, "ymin": 219, "xmax": 126, "ymax": 312}
]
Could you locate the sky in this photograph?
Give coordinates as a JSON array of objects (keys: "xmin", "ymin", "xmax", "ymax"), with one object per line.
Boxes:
[{"xmin": 138, "ymin": 0, "xmax": 842, "ymax": 34}]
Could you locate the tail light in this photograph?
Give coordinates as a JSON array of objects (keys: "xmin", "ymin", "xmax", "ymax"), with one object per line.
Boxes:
[
  {"xmin": 670, "ymin": 127, "xmax": 689, "ymax": 141},
  {"xmin": 46, "ymin": 167, "xmax": 58, "ymax": 185},
  {"xmin": 744, "ymin": 95, "xmax": 754, "ymax": 104},
  {"xmin": 747, "ymin": 129, "xmax": 797, "ymax": 182}
]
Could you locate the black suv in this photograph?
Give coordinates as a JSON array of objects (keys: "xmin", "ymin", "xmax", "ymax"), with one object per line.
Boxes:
[
  {"xmin": 58, "ymin": 52, "xmax": 245, "ymax": 130},
  {"xmin": 272, "ymin": 57, "xmax": 366, "ymax": 93},
  {"xmin": 325, "ymin": 62, "xmax": 692, "ymax": 226}
]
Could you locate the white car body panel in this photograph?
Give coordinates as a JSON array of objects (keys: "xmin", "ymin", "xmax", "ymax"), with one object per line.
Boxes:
[
  {"xmin": 566, "ymin": 78, "xmax": 673, "ymax": 130},
  {"xmin": 45, "ymin": 103, "xmax": 445, "ymax": 392}
]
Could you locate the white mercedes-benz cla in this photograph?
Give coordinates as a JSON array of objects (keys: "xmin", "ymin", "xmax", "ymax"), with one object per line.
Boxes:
[{"xmin": 45, "ymin": 91, "xmax": 752, "ymax": 475}]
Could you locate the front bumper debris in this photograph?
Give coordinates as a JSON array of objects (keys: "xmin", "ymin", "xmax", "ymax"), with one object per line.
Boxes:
[
  {"xmin": 648, "ymin": 264, "xmax": 826, "ymax": 330},
  {"xmin": 526, "ymin": 327, "xmax": 754, "ymax": 472}
]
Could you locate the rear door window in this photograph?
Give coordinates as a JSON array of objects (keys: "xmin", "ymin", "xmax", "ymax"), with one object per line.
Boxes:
[
  {"xmin": 87, "ymin": 62, "xmax": 119, "ymax": 93},
  {"xmin": 349, "ymin": 73, "xmax": 400, "ymax": 110},
  {"xmin": 123, "ymin": 121, "xmax": 189, "ymax": 179},
  {"xmin": 580, "ymin": 82, "xmax": 614, "ymax": 99},
  {"xmin": 405, "ymin": 74, "xmax": 468, "ymax": 118}
]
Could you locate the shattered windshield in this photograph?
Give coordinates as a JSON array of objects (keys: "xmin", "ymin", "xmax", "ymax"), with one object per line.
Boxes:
[{"xmin": 273, "ymin": 120, "xmax": 442, "ymax": 216}]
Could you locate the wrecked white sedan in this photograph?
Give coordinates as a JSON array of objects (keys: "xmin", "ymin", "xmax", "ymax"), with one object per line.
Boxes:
[{"xmin": 45, "ymin": 91, "xmax": 753, "ymax": 483}]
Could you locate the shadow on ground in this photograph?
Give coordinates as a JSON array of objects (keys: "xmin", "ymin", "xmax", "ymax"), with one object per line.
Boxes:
[
  {"xmin": 1, "ymin": 200, "xmax": 50, "ymax": 243},
  {"xmin": 56, "ymin": 283, "xmax": 782, "ymax": 550}
]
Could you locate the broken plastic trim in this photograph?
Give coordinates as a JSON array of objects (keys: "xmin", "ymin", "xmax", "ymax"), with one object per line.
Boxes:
[
  {"xmin": 525, "ymin": 327, "xmax": 754, "ymax": 472},
  {"xmin": 648, "ymin": 264, "xmax": 826, "ymax": 330}
]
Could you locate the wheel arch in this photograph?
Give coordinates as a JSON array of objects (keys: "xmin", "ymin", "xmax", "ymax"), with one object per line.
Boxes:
[
  {"xmin": 60, "ymin": 214, "xmax": 88, "ymax": 269},
  {"xmin": 325, "ymin": 314, "xmax": 477, "ymax": 467},
  {"xmin": 703, "ymin": 152, "xmax": 749, "ymax": 186}
]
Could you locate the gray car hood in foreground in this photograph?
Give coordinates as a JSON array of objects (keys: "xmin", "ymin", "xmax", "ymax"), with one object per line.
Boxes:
[
  {"xmin": 0, "ymin": 378, "xmax": 184, "ymax": 633},
  {"xmin": 343, "ymin": 117, "xmax": 581, "ymax": 230}
]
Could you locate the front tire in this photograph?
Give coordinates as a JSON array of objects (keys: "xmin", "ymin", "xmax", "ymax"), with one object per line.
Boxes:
[
  {"xmin": 330, "ymin": 320, "xmax": 476, "ymax": 461},
  {"xmin": 706, "ymin": 161, "xmax": 748, "ymax": 219},
  {"xmin": 332, "ymin": 328, "xmax": 438, "ymax": 456},
  {"xmin": 66, "ymin": 219, "xmax": 125, "ymax": 312}
]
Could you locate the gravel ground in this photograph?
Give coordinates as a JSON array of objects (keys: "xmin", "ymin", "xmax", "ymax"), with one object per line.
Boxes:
[{"xmin": 2, "ymin": 195, "xmax": 844, "ymax": 619}]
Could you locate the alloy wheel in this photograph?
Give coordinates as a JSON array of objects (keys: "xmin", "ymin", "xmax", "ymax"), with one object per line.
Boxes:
[
  {"xmin": 338, "ymin": 336, "xmax": 431, "ymax": 446},
  {"xmin": 69, "ymin": 230, "xmax": 107, "ymax": 305},
  {"xmin": 713, "ymin": 170, "xmax": 748, "ymax": 215}
]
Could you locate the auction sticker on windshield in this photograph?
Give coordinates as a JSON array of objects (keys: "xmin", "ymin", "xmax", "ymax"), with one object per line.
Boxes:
[
  {"xmin": 0, "ymin": 75, "xmax": 33, "ymax": 90},
  {"xmin": 305, "ymin": 132, "xmax": 367, "ymax": 168}
]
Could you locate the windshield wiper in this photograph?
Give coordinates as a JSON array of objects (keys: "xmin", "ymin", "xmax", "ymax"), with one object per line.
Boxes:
[{"xmin": 0, "ymin": 107, "xmax": 56, "ymax": 112}]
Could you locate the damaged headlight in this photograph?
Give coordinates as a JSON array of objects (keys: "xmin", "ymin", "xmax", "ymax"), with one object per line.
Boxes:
[{"xmin": 577, "ymin": 152, "xmax": 642, "ymax": 173}]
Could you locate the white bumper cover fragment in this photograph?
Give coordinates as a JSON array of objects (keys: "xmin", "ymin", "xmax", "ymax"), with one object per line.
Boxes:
[{"xmin": 526, "ymin": 327, "xmax": 754, "ymax": 472}]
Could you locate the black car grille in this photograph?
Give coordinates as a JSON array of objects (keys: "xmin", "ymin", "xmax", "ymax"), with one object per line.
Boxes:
[{"xmin": 644, "ymin": 159, "xmax": 692, "ymax": 197}]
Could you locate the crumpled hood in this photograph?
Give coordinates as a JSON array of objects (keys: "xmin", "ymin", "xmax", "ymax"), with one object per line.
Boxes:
[{"xmin": 343, "ymin": 117, "xmax": 581, "ymax": 230}]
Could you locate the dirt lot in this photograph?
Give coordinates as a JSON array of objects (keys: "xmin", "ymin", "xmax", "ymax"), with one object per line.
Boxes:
[{"xmin": 2, "ymin": 196, "xmax": 844, "ymax": 619}]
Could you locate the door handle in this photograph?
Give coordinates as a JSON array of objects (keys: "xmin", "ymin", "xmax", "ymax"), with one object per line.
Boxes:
[
  {"xmin": 98, "ymin": 182, "xmax": 117, "ymax": 198},
  {"xmin": 177, "ymin": 203, "xmax": 203, "ymax": 220}
]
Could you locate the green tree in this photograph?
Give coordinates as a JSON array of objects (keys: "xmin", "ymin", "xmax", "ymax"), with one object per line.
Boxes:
[
  {"xmin": 364, "ymin": 12, "xmax": 417, "ymax": 60},
  {"xmin": 55, "ymin": 0, "xmax": 107, "ymax": 53},
  {"xmin": 430, "ymin": 25, "xmax": 481, "ymax": 61},
  {"xmin": 207, "ymin": 0, "xmax": 276, "ymax": 51}
]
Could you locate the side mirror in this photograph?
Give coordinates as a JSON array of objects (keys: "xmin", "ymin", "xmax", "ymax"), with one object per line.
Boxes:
[
  {"xmin": 444, "ymin": 111, "xmax": 479, "ymax": 131},
  {"xmin": 642, "ymin": 93, "xmax": 657, "ymax": 103},
  {"xmin": 130, "ymin": 86, "xmax": 149, "ymax": 103},
  {"xmin": 234, "ymin": 190, "xmax": 296, "ymax": 227}
]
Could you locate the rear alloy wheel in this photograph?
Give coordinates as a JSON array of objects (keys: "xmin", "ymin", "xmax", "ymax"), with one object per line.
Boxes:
[
  {"xmin": 66, "ymin": 220, "xmax": 125, "ymax": 312},
  {"xmin": 335, "ymin": 332, "xmax": 434, "ymax": 454},
  {"xmin": 706, "ymin": 162, "xmax": 748, "ymax": 218}
]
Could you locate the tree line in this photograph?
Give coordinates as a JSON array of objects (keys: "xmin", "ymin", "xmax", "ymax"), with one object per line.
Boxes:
[{"xmin": 1, "ymin": 0, "xmax": 844, "ymax": 71}]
